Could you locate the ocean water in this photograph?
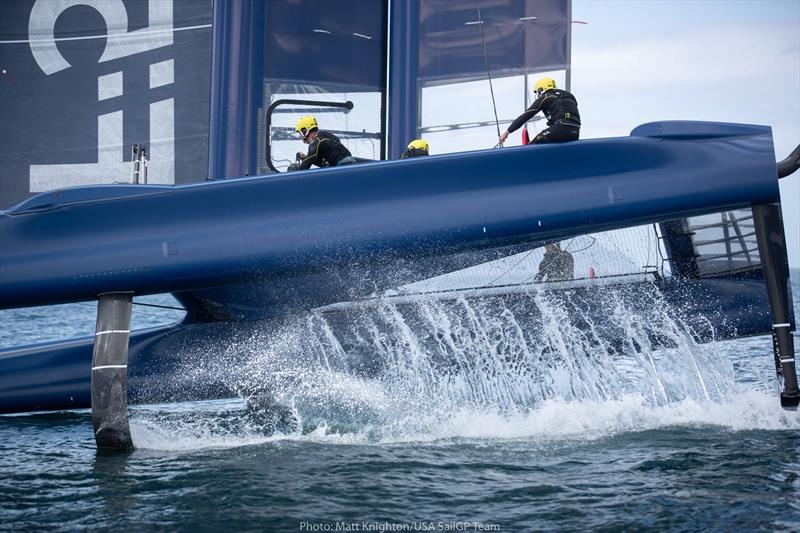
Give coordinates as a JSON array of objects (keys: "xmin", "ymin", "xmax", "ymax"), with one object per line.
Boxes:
[{"xmin": 1, "ymin": 274, "xmax": 799, "ymax": 532}]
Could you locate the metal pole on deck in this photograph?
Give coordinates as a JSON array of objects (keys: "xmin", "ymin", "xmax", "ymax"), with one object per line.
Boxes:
[
  {"xmin": 91, "ymin": 292, "xmax": 135, "ymax": 449},
  {"xmin": 752, "ymin": 203, "xmax": 800, "ymax": 410}
]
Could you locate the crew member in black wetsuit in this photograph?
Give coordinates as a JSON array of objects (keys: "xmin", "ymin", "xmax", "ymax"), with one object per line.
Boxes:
[
  {"xmin": 534, "ymin": 242, "xmax": 574, "ymax": 282},
  {"xmin": 401, "ymin": 139, "xmax": 429, "ymax": 158},
  {"xmin": 294, "ymin": 115, "xmax": 356, "ymax": 170},
  {"xmin": 497, "ymin": 77, "xmax": 580, "ymax": 146}
]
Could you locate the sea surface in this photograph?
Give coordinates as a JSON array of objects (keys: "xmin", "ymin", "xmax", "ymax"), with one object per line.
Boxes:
[{"xmin": 1, "ymin": 273, "xmax": 799, "ymax": 532}]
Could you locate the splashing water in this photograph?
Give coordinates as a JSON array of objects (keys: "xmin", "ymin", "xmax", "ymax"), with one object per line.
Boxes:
[{"xmin": 126, "ymin": 279, "xmax": 795, "ymax": 451}]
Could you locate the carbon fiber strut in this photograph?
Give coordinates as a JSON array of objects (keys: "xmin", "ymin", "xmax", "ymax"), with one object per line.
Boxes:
[
  {"xmin": 752, "ymin": 203, "xmax": 800, "ymax": 410},
  {"xmin": 91, "ymin": 292, "xmax": 135, "ymax": 449}
]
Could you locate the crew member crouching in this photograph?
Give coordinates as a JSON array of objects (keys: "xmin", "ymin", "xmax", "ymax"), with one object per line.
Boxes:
[
  {"xmin": 401, "ymin": 139, "xmax": 430, "ymax": 158},
  {"xmin": 294, "ymin": 115, "xmax": 356, "ymax": 170},
  {"xmin": 498, "ymin": 77, "xmax": 581, "ymax": 146}
]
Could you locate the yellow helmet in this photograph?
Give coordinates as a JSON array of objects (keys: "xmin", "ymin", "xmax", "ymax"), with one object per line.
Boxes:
[
  {"xmin": 533, "ymin": 77, "xmax": 556, "ymax": 96},
  {"xmin": 295, "ymin": 115, "xmax": 318, "ymax": 138},
  {"xmin": 407, "ymin": 139, "xmax": 429, "ymax": 152}
]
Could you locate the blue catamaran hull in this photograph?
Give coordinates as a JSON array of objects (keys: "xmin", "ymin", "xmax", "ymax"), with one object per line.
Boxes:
[
  {"xmin": 0, "ymin": 122, "xmax": 782, "ymax": 313},
  {"xmin": 0, "ymin": 121, "xmax": 795, "ymax": 414}
]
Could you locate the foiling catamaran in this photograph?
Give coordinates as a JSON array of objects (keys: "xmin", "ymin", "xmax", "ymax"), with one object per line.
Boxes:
[{"xmin": 0, "ymin": 0, "xmax": 797, "ymax": 449}]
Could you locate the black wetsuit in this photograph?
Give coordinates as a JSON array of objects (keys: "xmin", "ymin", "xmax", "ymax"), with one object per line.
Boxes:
[
  {"xmin": 508, "ymin": 89, "xmax": 581, "ymax": 144},
  {"xmin": 534, "ymin": 247, "xmax": 575, "ymax": 282},
  {"xmin": 297, "ymin": 131, "xmax": 354, "ymax": 169},
  {"xmin": 400, "ymin": 147, "xmax": 428, "ymax": 158}
]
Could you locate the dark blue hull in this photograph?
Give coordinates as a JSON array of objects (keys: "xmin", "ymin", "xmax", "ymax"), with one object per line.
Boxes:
[
  {"xmin": 0, "ymin": 122, "xmax": 781, "ymax": 315},
  {"xmin": 0, "ymin": 121, "xmax": 794, "ymax": 414}
]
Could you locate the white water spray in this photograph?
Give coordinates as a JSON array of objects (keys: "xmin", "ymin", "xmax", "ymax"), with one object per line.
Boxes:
[
  {"xmin": 130, "ymin": 282, "xmax": 798, "ymax": 450},
  {"xmin": 220, "ymin": 287, "xmax": 723, "ymax": 431}
]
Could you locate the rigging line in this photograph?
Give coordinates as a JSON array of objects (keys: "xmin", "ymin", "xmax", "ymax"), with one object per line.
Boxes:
[
  {"xmin": 565, "ymin": 235, "xmax": 596, "ymax": 254},
  {"xmin": 475, "ymin": 0, "xmax": 501, "ymax": 138},
  {"xmin": 75, "ymin": 301, "xmax": 185, "ymax": 319},
  {"xmin": 485, "ymin": 248, "xmax": 538, "ymax": 288},
  {"xmin": 561, "ymin": 237, "xmax": 578, "ymax": 253},
  {"xmin": 132, "ymin": 301, "xmax": 186, "ymax": 312},
  {"xmin": 0, "ymin": 24, "xmax": 212, "ymax": 45}
]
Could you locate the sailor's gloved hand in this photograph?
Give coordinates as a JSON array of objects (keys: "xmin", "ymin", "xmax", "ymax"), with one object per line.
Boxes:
[
  {"xmin": 296, "ymin": 152, "xmax": 306, "ymax": 161},
  {"xmin": 497, "ymin": 130, "xmax": 509, "ymax": 146}
]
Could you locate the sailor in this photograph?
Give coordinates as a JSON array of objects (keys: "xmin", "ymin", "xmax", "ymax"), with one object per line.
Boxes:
[
  {"xmin": 401, "ymin": 139, "xmax": 430, "ymax": 158},
  {"xmin": 294, "ymin": 115, "xmax": 356, "ymax": 169},
  {"xmin": 534, "ymin": 242, "xmax": 574, "ymax": 282},
  {"xmin": 497, "ymin": 77, "xmax": 580, "ymax": 146}
]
